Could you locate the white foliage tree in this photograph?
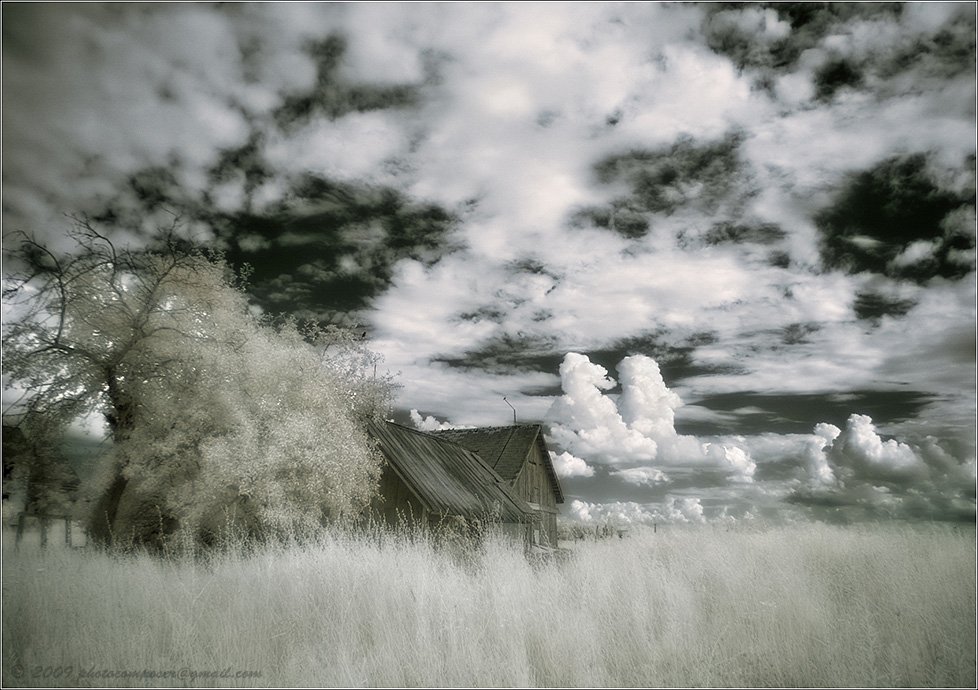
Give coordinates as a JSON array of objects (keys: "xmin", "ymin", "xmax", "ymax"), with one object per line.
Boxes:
[
  {"xmin": 3, "ymin": 219, "xmax": 390, "ymax": 549},
  {"xmin": 171, "ymin": 323, "xmax": 385, "ymax": 542}
]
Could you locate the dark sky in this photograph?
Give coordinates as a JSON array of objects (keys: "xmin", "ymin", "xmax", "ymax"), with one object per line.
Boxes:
[{"xmin": 2, "ymin": 2, "xmax": 975, "ymax": 525}]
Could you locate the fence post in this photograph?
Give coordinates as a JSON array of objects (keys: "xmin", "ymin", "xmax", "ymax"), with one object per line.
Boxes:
[{"xmin": 65, "ymin": 516, "xmax": 72, "ymax": 547}]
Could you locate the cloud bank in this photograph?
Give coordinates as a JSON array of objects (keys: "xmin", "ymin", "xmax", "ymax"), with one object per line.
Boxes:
[
  {"xmin": 784, "ymin": 413, "xmax": 976, "ymax": 522},
  {"xmin": 3, "ymin": 3, "xmax": 973, "ymax": 526},
  {"xmin": 568, "ymin": 496, "xmax": 707, "ymax": 526},
  {"xmin": 548, "ymin": 353, "xmax": 973, "ymax": 526},
  {"xmin": 547, "ymin": 353, "xmax": 756, "ymax": 482}
]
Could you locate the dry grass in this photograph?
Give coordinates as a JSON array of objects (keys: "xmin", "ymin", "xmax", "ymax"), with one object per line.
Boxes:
[{"xmin": 2, "ymin": 521, "xmax": 975, "ymax": 687}]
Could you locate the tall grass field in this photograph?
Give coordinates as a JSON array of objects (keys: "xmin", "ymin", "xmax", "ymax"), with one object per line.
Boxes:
[{"xmin": 2, "ymin": 522, "xmax": 975, "ymax": 688}]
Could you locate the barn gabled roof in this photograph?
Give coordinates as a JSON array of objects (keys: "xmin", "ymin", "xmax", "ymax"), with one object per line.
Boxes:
[
  {"xmin": 430, "ymin": 425, "xmax": 564, "ymax": 504},
  {"xmin": 367, "ymin": 421, "xmax": 533, "ymax": 523}
]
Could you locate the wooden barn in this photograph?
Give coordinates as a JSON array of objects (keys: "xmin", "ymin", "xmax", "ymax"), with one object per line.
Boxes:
[
  {"xmin": 367, "ymin": 421, "xmax": 534, "ymax": 541},
  {"xmin": 431, "ymin": 425, "xmax": 564, "ymax": 547}
]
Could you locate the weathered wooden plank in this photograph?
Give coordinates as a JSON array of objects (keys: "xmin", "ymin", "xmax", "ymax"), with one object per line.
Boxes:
[
  {"xmin": 368, "ymin": 421, "xmax": 532, "ymax": 523},
  {"xmin": 433, "ymin": 425, "xmax": 564, "ymax": 505}
]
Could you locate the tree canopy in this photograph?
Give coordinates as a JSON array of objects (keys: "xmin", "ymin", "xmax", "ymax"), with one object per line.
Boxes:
[{"xmin": 3, "ymin": 219, "xmax": 394, "ymax": 549}]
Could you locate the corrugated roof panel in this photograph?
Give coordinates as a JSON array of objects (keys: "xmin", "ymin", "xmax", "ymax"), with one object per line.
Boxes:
[{"xmin": 367, "ymin": 421, "xmax": 532, "ymax": 523}]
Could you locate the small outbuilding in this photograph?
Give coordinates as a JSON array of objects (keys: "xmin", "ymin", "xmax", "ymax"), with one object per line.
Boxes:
[
  {"xmin": 431, "ymin": 425, "xmax": 564, "ymax": 547},
  {"xmin": 367, "ymin": 421, "xmax": 534, "ymax": 540}
]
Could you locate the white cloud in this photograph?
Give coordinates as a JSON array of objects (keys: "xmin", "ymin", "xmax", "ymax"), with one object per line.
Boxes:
[
  {"xmin": 791, "ymin": 412, "xmax": 975, "ymax": 516},
  {"xmin": 549, "ymin": 451, "xmax": 595, "ymax": 479},
  {"xmin": 1, "ymin": 4, "xmax": 265, "ymax": 235},
  {"xmin": 744, "ymin": 414, "xmax": 974, "ymax": 521},
  {"xmin": 408, "ymin": 409, "xmax": 473, "ymax": 432},
  {"xmin": 618, "ymin": 355, "xmax": 683, "ymax": 440},
  {"xmin": 805, "ymin": 422, "xmax": 842, "ymax": 486},
  {"xmin": 814, "ymin": 422, "xmax": 842, "ymax": 444},
  {"xmin": 736, "ymin": 430, "xmax": 839, "ymax": 488},
  {"xmin": 661, "ymin": 497, "xmax": 707, "ymax": 524},
  {"xmin": 869, "ymin": 279, "xmax": 977, "ymax": 446},
  {"xmin": 710, "ymin": 6, "xmax": 791, "ymax": 43},
  {"xmin": 330, "ymin": 3, "xmax": 425, "ymax": 84},
  {"xmin": 264, "ymin": 110, "xmax": 412, "ymax": 186},
  {"xmin": 609, "ymin": 466, "xmax": 669, "ymax": 487},
  {"xmin": 546, "ymin": 353, "xmax": 658, "ymax": 463},
  {"xmin": 889, "ymin": 239, "xmax": 941, "ymax": 269},
  {"xmin": 546, "ymin": 353, "xmax": 756, "ymax": 482},
  {"xmin": 828, "ymin": 414, "xmax": 929, "ymax": 481},
  {"xmin": 11, "ymin": 2, "xmax": 960, "ymax": 455},
  {"xmin": 707, "ymin": 445, "xmax": 756, "ymax": 484},
  {"xmin": 566, "ymin": 496, "xmax": 708, "ymax": 526},
  {"xmin": 566, "ymin": 499, "xmax": 654, "ymax": 526},
  {"xmin": 3, "ymin": 3, "xmax": 974, "ymax": 524}
]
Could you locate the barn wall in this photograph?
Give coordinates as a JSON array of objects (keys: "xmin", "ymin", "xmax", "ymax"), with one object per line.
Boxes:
[
  {"xmin": 372, "ymin": 463, "xmax": 428, "ymax": 527},
  {"xmin": 513, "ymin": 444, "xmax": 558, "ymax": 546},
  {"xmin": 373, "ymin": 463, "xmax": 528, "ymax": 543}
]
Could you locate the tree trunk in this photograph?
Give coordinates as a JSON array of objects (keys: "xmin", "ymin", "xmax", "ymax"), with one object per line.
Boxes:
[
  {"xmin": 87, "ymin": 470, "xmax": 129, "ymax": 546},
  {"xmin": 88, "ymin": 370, "xmax": 135, "ymax": 547},
  {"xmin": 104, "ymin": 370, "xmax": 135, "ymax": 437},
  {"xmin": 15, "ymin": 512, "xmax": 26, "ymax": 546}
]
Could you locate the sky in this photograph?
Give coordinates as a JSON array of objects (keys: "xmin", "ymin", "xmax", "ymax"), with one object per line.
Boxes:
[{"xmin": 2, "ymin": 2, "xmax": 976, "ymax": 526}]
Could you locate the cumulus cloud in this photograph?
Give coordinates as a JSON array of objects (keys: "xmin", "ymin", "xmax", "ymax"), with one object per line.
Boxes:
[
  {"xmin": 708, "ymin": 445, "xmax": 755, "ymax": 483},
  {"xmin": 609, "ymin": 466, "xmax": 669, "ymax": 487},
  {"xmin": 756, "ymin": 413, "xmax": 963, "ymax": 490},
  {"xmin": 546, "ymin": 353, "xmax": 756, "ymax": 481},
  {"xmin": 546, "ymin": 353, "xmax": 658, "ymax": 463},
  {"xmin": 805, "ymin": 422, "xmax": 841, "ymax": 485},
  {"xmin": 566, "ymin": 496, "xmax": 708, "ymax": 526},
  {"xmin": 549, "ymin": 451, "xmax": 595, "ymax": 479},
  {"xmin": 828, "ymin": 413, "xmax": 929, "ymax": 482},
  {"xmin": 618, "ymin": 355, "xmax": 683, "ymax": 439},
  {"xmin": 567, "ymin": 499, "xmax": 653, "ymax": 526},
  {"xmin": 782, "ymin": 413, "xmax": 975, "ymax": 522},
  {"xmin": 408, "ymin": 409, "xmax": 473, "ymax": 432},
  {"xmin": 661, "ymin": 497, "xmax": 707, "ymax": 524}
]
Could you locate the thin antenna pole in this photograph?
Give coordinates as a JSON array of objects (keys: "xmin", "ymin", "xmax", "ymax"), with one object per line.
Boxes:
[{"xmin": 503, "ymin": 396, "xmax": 516, "ymax": 424}]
